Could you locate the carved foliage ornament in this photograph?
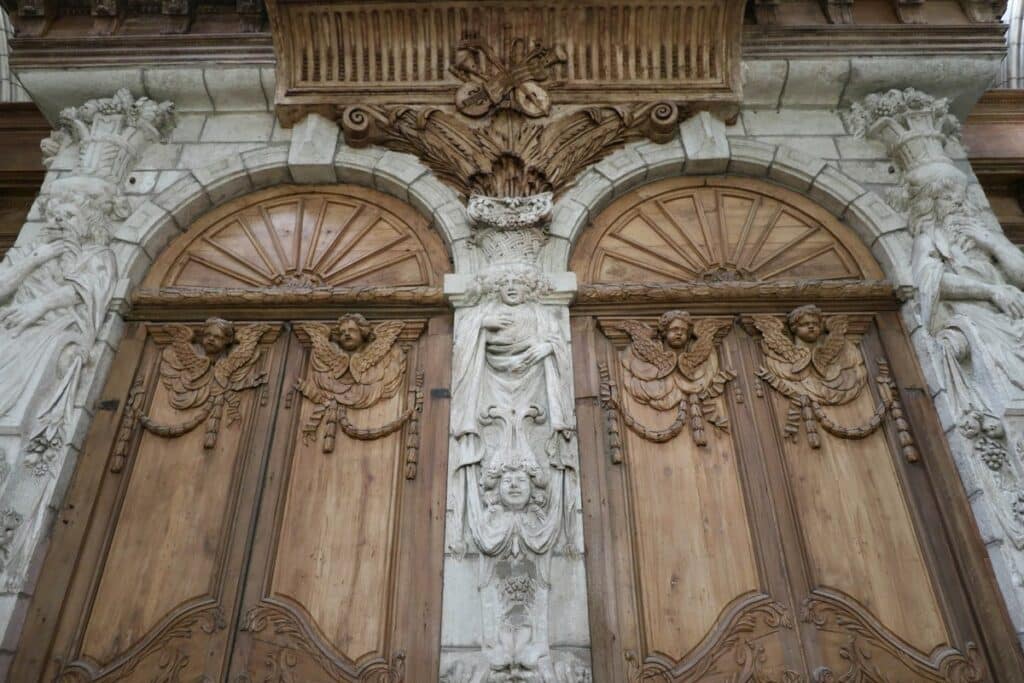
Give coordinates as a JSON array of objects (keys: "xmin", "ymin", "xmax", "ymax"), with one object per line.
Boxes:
[
  {"xmin": 342, "ymin": 100, "xmax": 678, "ymax": 199},
  {"xmin": 112, "ymin": 319, "xmax": 273, "ymax": 473},
  {"xmin": 599, "ymin": 311, "xmax": 735, "ymax": 453},
  {"xmin": 294, "ymin": 315, "xmax": 423, "ymax": 479},
  {"xmin": 752, "ymin": 306, "xmax": 918, "ymax": 461}
]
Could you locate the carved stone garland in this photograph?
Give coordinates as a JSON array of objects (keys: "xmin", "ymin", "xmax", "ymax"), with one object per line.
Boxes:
[
  {"xmin": 293, "ymin": 315, "xmax": 424, "ymax": 479},
  {"xmin": 846, "ymin": 88, "xmax": 1024, "ymax": 557},
  {"xmin": 598, "ymin": 311, "xmax": 735, "ymax": 455},
  {"xmin": 340, "ymin": 35, "xmax": 679, "ymax": 199},
  {"xmin": 750, "ymin": 305, "xmax": 919, "ymax": 461},
  {"xmin": 112, "ymin": 318, "xmax": 275, "ymax": 473},
  {"xmin": 441, "ymin": 193, "xmax": 591, "ymax": 682}
]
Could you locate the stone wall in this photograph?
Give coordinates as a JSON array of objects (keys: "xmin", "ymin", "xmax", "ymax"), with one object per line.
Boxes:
[{"xmin": 1, "ymin": 52, "xmax": 1022, "ymax": 676}]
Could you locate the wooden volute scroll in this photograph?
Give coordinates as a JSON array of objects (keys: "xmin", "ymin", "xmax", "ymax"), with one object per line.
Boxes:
[
  {"xmin": 13, "ymin": 187, "xmax": 454, "ymax": 682},
  {"xmin": 571, "ymin": 176, "xmax": 1022, "ymax": 682}
]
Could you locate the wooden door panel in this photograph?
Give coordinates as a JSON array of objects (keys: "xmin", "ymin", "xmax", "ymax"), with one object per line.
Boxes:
[
  {"xmin": 582, "ymin": 318, "xmax": 804, "ymax": 680},
  {"xmin": 37, "ymin": 322, "xmax": 286, "ymax": 682},
  {"xmin": 230, "ymin": 317, "xmax": 446, "ymax": 682}
]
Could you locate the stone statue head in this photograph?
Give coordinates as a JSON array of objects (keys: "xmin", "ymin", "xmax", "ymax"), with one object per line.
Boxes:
[
  {"xmin": 334, "ymin": 313, "xmax": 372, "ymax": 351},
  {"xmin": 481, "ymin": 461, "xmax": 549, "ymax": 512},
  {"xmin": 787, "ymin": 304, "xmax": 824, "ymax": 344},
  {"xmin": 658, "ymin": 310, "xmax": 693, "ymax": 350},
  {"xmin": 474, "ymin": 263, "xmax": 549, "ymax": 306},
  {"xmin": 201, "ymin": 317, "xmax": 235, "ymax": 356},
  {"xmin": 38, "ymin": 177, "xmax": 130, "ymax": 247}
]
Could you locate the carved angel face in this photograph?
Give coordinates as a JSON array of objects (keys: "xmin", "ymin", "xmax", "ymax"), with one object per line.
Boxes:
[
  {"xmin": 790, "ymin": 309, "xmax": 823, "ymax": 344},
  {"xmin": 499, "ymin": 277, "xmax": 530, "ymax": 306},
  {"xmin": 201, "ymin": 321, "xmax": 233, "ymax": 356},
  {"xmin": 499, "ymin": 469, "xmax": 532, "ymax": 511},
  {"xmin": 335, "ymin": 319, "xmax": 366, "ymax": 351},
  {"xmin": 662, "ymin": 317, "xmax": 692, "ymax": 350}
]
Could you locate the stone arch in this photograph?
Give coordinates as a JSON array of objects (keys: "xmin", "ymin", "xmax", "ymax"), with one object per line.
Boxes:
[
  {"xmin": 550, "ymin": 136, "xmax": 913, "ymax": 287},
  {"xmin": 111, "ymin": 144, "xmax": 470, "ymax": 294}
]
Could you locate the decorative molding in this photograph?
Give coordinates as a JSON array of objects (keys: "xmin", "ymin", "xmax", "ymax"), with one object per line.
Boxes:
[
  {"xmin": 341, "ymin": 100, "xmax": 678, "ymax": 199},
  {"xmin": 293, "ymin": 317, "xmax": 421, "ymax": 460},
  {"xmin": 111, "ymin": 319, "xmax": 274, "ymax": 473},
  {"xmin": 241, "ymin": 603, "xmax": 405, "ymax": 682},
  {"xmin": 803, "ymin": 588, "xmax": 983, "ymax": 682},
  {"xmin": 624, "ymin": 593, "xmax": 795, "ymax": 683},
  {"xmin": 599, "ymin": 311, "xmax": 734, "ymax": 448}
]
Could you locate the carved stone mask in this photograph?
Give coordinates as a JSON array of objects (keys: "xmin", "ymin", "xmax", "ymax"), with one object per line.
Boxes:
[
  {"xmin": 335, "ymin": 319, "xmax": 366, "ymax": 351},
  {"xmin": 499, "ymin": 469, "xmax": 532, "ymax": 511}
]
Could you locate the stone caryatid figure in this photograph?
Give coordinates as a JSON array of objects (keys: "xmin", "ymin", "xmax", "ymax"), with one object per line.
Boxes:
[
  {"xmin": 444, "ymin": 194, "xmax": 589, "ymax": 683},
  {"xmin": 846, "ymin": 88, "xmax": 1024, "ymax": 417},
  {"xmin": 0, "ymin": 89, "xmax": 174, "ymax": 472}
]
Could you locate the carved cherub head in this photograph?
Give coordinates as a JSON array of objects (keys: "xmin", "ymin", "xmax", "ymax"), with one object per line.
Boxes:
[
  {"xmin": 787, "ymin": 305, "xmax": 824, "ymax": 344},
  {"xmin": 333, "ymin": 313, "xmax": 373, "ymax": 352},
  {"xmin": 481, "ymin": 462, "xmax": 549, "ymax": 512},
  {"xmin": 658, "ymin": 310, "xmax": 693, "ymax": 350},
  {"xmin": 201, "ymin": 317, "xmax": 235, "ymax": 356}
]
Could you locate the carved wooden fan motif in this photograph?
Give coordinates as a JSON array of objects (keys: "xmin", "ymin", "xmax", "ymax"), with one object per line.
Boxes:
[
  {"xmin": 576, "ymin": 181, "xmax": 881, "ymax": 286},
  {"xmin": 152, "ymin": 190, "xmax": 442, "ymax": 290}
]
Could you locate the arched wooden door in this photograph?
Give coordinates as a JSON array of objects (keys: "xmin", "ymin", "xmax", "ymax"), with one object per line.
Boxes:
[
  {"xmin": 13, "ymin": 186, "xmax": 454, "ymax": 682},
  {"xmin": 569, "ymin": 177, "xmax": 1023, "ymax": 682}
]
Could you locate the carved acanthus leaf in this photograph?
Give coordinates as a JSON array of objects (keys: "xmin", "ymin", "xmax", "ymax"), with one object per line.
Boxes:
[{"xmin": 340, "ymin": 101, "xmax": 679, "ymax": 199}]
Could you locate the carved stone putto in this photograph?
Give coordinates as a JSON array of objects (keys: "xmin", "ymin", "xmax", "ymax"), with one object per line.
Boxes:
[
  {"xmin": 113, "ymin": 319, "xmax": 272, "ymax": 472},
  {"xmin": 601, "ymin": 311, "xmax": 734, "ymax": 448}
]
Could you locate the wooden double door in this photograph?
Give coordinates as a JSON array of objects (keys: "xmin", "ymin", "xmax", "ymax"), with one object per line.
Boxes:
[
  {"xmin": 15, "ymin": 314, "xmax": 452, "ymax": 682},
  {"xmin": 573, "ymin": 308, "xmax": 1016, "ymax": 682}
]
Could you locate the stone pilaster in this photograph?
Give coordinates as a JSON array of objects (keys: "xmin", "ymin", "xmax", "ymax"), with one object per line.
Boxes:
[{"xmin": 440, "ymin": 194, "xmax": 592, "ymax": 682}]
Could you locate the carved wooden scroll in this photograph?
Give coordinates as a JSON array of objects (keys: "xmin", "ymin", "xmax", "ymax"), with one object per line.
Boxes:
[
  {"xmin": 294, "ymin": 316, "xmax": 424, "ymax": 478},
  {"xmin": 750, "ymin": 306, "xmax": 918, "ymax": 461},
  {"xmin": 599, "ymin": 311, "xmax": 734, "ymax": 450},
  {"xmin": 112, "ymin": 319, "xmax": 275, "ymax": 473}
]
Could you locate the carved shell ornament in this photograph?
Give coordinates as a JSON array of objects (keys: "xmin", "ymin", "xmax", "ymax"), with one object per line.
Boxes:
[
  {"xmin": 112, "ymin": 319, "xmax": 273, "ymax": 473},
  {"xmin": 599, "ymin": 311, "xmax": 735, "ymax": 453},
  {"xmin": 752, "ymin": 306, "xmax": 918, "ymax": 461},
  {"xmin": 294, "ymin": 315, "xmax": 424, "ymax": 478}
]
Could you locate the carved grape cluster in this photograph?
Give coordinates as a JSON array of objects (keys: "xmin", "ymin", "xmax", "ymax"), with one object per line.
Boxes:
[
  {"xmin": 1012, "ymin": 492, "xmax": 1024, "ymax": 525},
  {"xmin": 501, "ymin": 574, "xmax": 537, "ymax": 608}
]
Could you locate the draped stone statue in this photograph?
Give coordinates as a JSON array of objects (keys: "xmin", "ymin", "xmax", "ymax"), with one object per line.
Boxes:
[
  {"xmin": 442, "ymin": 194, "xmax": 591, "ymax": 683},
  {"xmin": 0, "ymin": 90, "xmax": 174, "ymax": 587},
  {"xmin": 846, "ymin": 87, "xmax": 1024, "ymax": 585}
]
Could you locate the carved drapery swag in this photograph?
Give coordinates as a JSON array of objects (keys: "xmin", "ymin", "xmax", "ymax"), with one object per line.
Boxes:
[
  {"xmin": 294, "ymin": 316, "xmax": 424, "ymax": 479},
  {"xmin": 846, "ymin": 88, "xmax": 1024, "ymax": 543},
  {"xmin": 443, "ymin": 193, "xmax": 591, "ymax": 681},
  {"xmin": 0, "ymin": 89, "xmax": 175, "ymax": 477},
  {"xmin": 112, "ymin": 319, "xmax": 275, "ymax": 473},
  {"xmin": 750, "ymin": 305, "xmax": 918, "ymax": 460},
  {"xmin": 599, "ymin": 311, "xmax": 734, "ymax": 451}
]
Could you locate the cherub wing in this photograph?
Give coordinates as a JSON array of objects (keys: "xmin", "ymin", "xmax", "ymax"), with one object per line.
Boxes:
[
  {"xmin": 301, "ymin": 322, "xmax": 351, "ymax": 381},
  {"xmin": 616, "ymin": 319, "xmax": 676, "ymax": 378},
  {"xmin": 812, "ymin": 315, "xmax": 850, "ymax": 376},
  {"xmin": 351, "ymin": 321, "xmax": 405, "ymax": 382},
  {"xmin": 214, "ymin": 323, "xmax": 270, "ymax": 389},
  {"xmin": 751, "ymin": 315, "xmax": 808, "ymax": 367},
  {"xmin": 158, "ymin": 324, "xmax": 212, "ymax": 410},
  {"xmin": 677, "ymin": 318, "xmax": 732, "ymax": 379}
]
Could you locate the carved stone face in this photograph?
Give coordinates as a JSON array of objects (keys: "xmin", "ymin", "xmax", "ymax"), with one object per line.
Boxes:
[
  {"xmin": 499, "ymin": 469, "xmax": 532, "ymax": 511},
  {"xmin": 335, "ymin": 319, "xmax": 366, "ymax": 351},
  {"xmin": 499, "ymin": 278, "xmax": 529, "ymax": 306},
  {"xmin": 791, "ymin": 313, "xmax": 823, "ymax": 344},
  {"xmin": 662, "ymin": 318, "xmax": 691, "ymax": 349},
  {"xmin": 201, "ymin": 324, "xmax": 232, "ymax": 356}
]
